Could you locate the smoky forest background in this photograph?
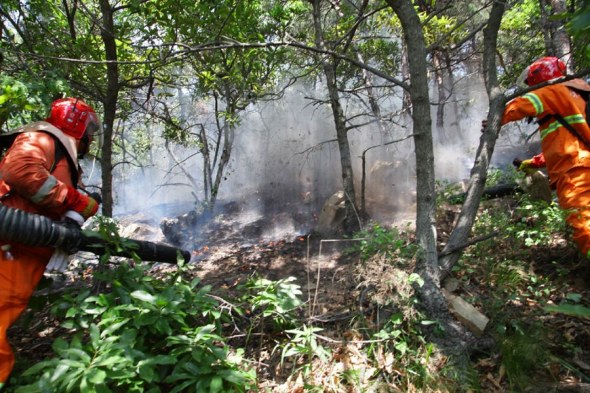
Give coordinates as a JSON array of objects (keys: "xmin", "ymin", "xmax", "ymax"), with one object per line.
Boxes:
[{"xmin": 1, "ymin": 0, "xmax": 590, "ymax": 392}]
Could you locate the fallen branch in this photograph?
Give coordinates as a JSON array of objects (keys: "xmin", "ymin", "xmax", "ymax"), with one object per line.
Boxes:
[
  {"xmin": 450, "ymin": 183, "xmax": 519, "ymax": 204},
  {"xmin": 438, "ymin": 231, "xmax": 500, "ymax": 258}
]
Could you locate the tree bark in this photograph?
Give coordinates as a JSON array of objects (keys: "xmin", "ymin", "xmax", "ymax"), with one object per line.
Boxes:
[
  {"xmin": 385, "ymin": 0, "xmax": 493, "ymax": 365},
  {"xmin": 439, "ymin": 1, "xmax": 507, "ymax": 279},
  {"xmin": 208, "ymin": 85, "xmax": 236, "ymax": 208},
  {"xmin": 386, "ymin": 0, "xmax": 438, "ymax": 291},
  {"xmin": 385, "ymin": 1, "xmax": 459, "ymax": 352},
  {"xmin": 433, "ymin": 51, "xmax": 447, "ymax": 133},
  {"xmin": 356, "ymin": 50, "xmax": 388, "ymax": 218},
  {"xmin": 98, "ymin": 0, "xmax": 119, "ymax": 217},
  {"xmin": 401, "ymin": 43, "xmax": 412, "ymax": 113},
  {"xmin": 312, "ymin": 0, "xmax": 359, "ymax": 234}
]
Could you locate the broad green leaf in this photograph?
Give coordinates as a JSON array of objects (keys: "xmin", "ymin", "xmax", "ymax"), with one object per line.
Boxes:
[
  {"xmin": 86, "ymin": 368, "xmax": 107, "ymax": 385},
  {"xmin": 209, "ymin": 376, "xmax": 223, "ymax": 393},
  {"xmin": 131, "ymin": 290, "xmax": 157, "ymax": 303}
]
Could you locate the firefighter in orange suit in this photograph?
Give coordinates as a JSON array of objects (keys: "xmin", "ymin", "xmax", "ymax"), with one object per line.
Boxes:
[
  {"xmin": 0, "ymin": 98, "xmax": 100, "ymax": 388},
  {"xmin": 501, "ymin": 57, "xmax": 590, "ymax": 256}
]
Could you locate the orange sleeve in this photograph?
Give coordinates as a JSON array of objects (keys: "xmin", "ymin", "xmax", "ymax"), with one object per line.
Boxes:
[
  {"xmin": 502, "ymin": 96, "xmax": 538, "ymax": 125},
  {"xmin": 0, "ymin": 132, "xmax": 69, "ymax": 208}
]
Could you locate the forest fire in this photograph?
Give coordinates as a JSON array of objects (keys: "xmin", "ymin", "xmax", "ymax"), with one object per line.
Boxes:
[
  {"xmin": 159, "ymin": 197, "xmax": 316, "ymax": 256},
  {"xmin": 4, "ymin": 0, "xmax": 590, "ymax": 389}
]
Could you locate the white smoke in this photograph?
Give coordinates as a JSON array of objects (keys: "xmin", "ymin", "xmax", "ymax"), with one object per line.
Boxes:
[{"xmin": 85, "ymin": 74, "xmax": 527, "ymax": 235}]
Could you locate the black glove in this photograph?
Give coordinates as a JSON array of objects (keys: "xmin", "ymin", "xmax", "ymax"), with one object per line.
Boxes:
[
  {"xmin": 87, "ymin": 192, "xmax": 102, "ymax": 205},
  {"xmin": 58, "ymin": 218, "xmax": 82, "ymax": 254},
  {"xmin": 513, "ymin": 158, "xmax": 523, "ymax": 168}
]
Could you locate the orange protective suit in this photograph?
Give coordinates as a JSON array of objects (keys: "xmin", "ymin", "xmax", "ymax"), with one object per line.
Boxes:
[
  {"xmin": 502, "ymin": 79, "xmax": 590, "ymax": 255},
  {"xmin": 0, "ymin": 123, "xmax": 79, "ymax": 387}
]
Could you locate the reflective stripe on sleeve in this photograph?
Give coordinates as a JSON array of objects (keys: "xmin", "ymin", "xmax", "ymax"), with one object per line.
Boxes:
[
  {"xmin": 523, "ymin": 93, "xmax": 543, "ymax": 115},
  {"xmin": 30, "ymin": 175, "xmax": 58, "ymax": 204},
  {"xmin": 564, "ymin": 113, "xmax": 587, "ymax": 125}
]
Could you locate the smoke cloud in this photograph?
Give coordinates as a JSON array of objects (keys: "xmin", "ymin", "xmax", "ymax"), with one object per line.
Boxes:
[{"xmin": 82, "ymin": 75, "xmax": 539, "ymax": 238}]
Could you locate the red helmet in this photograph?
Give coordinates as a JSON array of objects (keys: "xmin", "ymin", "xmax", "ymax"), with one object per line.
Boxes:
[
  {"xmin": 525, "ymin": 57, "xmax": 566, "ymax": 86},
  {"xmin": 46, "ymin": 98, "xmax": 101, "ymax": 140}
]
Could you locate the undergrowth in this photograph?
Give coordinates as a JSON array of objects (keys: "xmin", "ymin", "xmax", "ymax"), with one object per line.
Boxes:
[
  {"xmin": 452, "ymin": 192, "xmax": 590, "ymax": 391},
  {"xmin": 7, "ymin": 187, "xmax": 590, "ymax": 392}
]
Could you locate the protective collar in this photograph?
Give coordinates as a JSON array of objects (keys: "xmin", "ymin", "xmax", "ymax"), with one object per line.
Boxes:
[{"xmin": 7, "ymin": 121, "xmax": 79, "ymax": 168}]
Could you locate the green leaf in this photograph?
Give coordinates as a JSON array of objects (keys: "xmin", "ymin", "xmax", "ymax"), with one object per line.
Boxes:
[
  {"xmin": 218, "ymin": 369, "xmax": 248, "ymax": 384},
  {"xmin": 100, "ymin": 319, "xmax": 130, "ymax": 336},
  {"xmin": 182, "ymin": 362, "xmax": 203, "ymax": 376},
  {"xmin": 86, "ymin": 368, "xmax": 107, "ymax": 385},
  {"xmin": 138, "ymin": 363, "xmax": 156, "ymax": 382},
  {"xmin": 66, "ymin": 307, "xmax": 80, "ymax": 318},
  {"xmin": 50, "ymin": 364, "xmax": 70, "ymax": 383},
  {"xmin": 169, "ymin": 380, "xmax": 196, "ymax": 393},
  {"xmin": 89, "ymin": 324, "xmax": 100, "ymax": 346},
  {"xmin": 131, "ymin": 290, "xmax": 156, "ymax": 303},
  {"xmin": 138, "ymin": 354, "xmax": 176, "ymax": 366},
  {"xmin": 60, "ymin": 359, "xmax": 87, "ymax": 368},
  {"xmin": 395, "ymin": 341, "xmax": 408, "ymax": 355},
  {"xmin": 64, "ymin": 348, "xmax": 92, "ymax": 362},
  {"xmin": 94, "ymin": 384, "xmax": 113, "ymax": 393},
  {"xmin": 22, "ymin": 360, "xmax": 57, "ymax": 377},
  {"xmin": 80, "ymin": 376, "xmax": 91, "ymax": 393},
  {"xmin": 95, "ymin": 355, "xmax": 127, "ymax": 368},
  {"xmin": 209, "ymin": 376, "xmax": 223, "ymax": 393}
]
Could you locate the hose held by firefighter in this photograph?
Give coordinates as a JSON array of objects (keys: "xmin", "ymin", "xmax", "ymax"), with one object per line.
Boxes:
[
  {"xmin": 492, "ymin": 57, "xmax": 590, "ymax": 257},
  {"xmin": 0, "ymin": 98, "xmax": 100, "ymax": 388}
]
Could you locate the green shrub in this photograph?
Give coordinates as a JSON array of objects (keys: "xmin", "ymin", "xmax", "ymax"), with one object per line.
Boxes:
[
  {"xmin": 351, "ymin": 224, "xmax": 417, "ymax": 262},
  {"xmin": 509, "ymin": 197, "xmax": 568, "ymax": 247},
  {"xmin": 240, "ymin": 275, "xmax": 303, "ymax": 331},
  {"xmin": 16, "ymin": 262, "xmax": 255, "ymax": 392}
]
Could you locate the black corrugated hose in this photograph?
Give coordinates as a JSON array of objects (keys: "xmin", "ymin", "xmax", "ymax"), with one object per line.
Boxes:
[
  {"xmin": 0, "ymin": 203, "xmax": 191, "ymax": 264},
  {"xmin": 0, "ymin": 203, "xmax": 79, "ymax": 251}
]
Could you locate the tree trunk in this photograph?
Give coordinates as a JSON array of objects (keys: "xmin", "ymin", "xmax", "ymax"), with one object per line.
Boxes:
[
  {"xmin": 549, "ymin": 0, "xmax": 572, "ymax": 69},
  {"xmin": 312, "ymin": 0, "xmax": 359, "ymax": 234},
  {"xmin": 433, "ymin": 51, "xmax": 446, "ymax": 133},
  {"xmin": 386, "ymin": 0, "xmax": 491, "ymax": 365},
  {"xmin": 98, "ymin": 0, "xmax": 119, "ymax": 218},
  {"xmin": 444, "ymin": 51, "xmax": 464, "ymax": 142},
  {"xmin": 356, "ymin": 50, "xmax": 388, "ymax": 219},
  {"xmin": 198, "ymin": 124, "xmax": 212, "ymax": 201},
  {"xmin": 385, "ymin": 0, "xmax": 448, "ymax": 328},
  {"xmin": 401, "ymin": 43, "xmax": 412, "ymax": 113},
  {"xmin": 439, "ymin": 2, "xmax": 507, "ymax": 279},
  {"xmin": 386, "ymin": 0, "xmax": 438, "ymax": 290},
  {"xmin": 210, "ymin": 121, "xmax": 234, "ymax": 208},
  {"xmin": 209, "ymin": 90, "xmax": 236, "ymax": 208}
]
